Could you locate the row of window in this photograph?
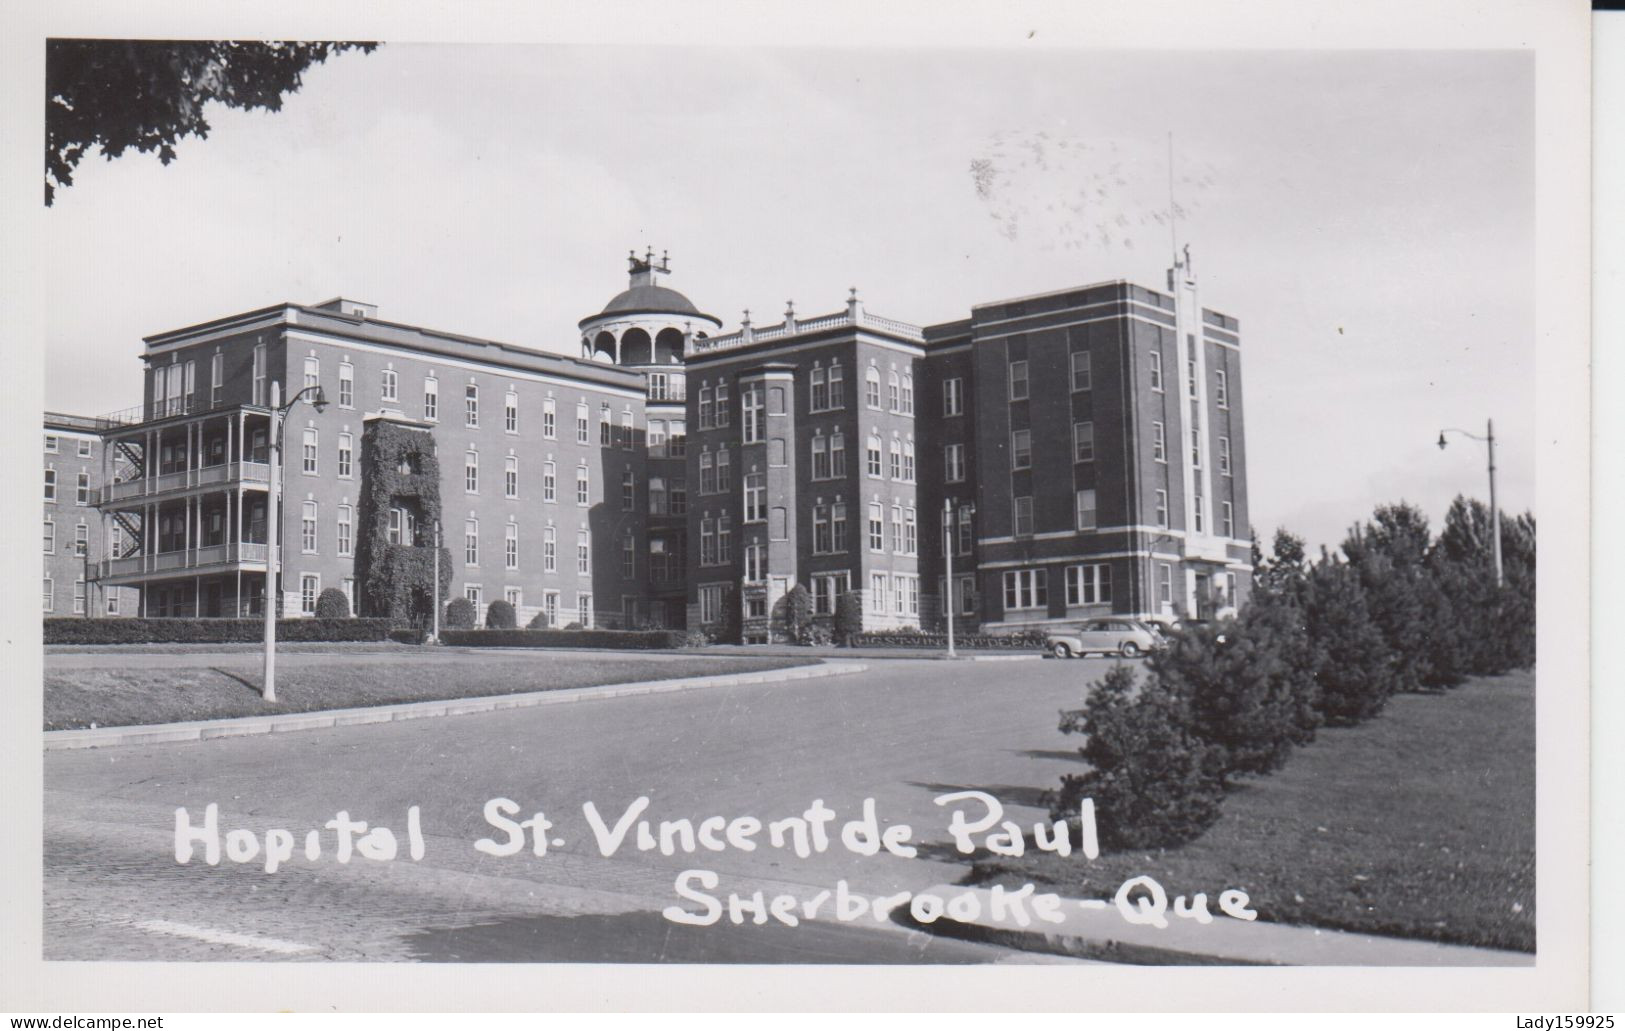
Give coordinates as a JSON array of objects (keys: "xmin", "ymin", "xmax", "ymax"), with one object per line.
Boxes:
[
  {"xmin": 694, "ymin": 365, "xmax": 918, "ymax": 428},
  {"xmin": 42, "ymin": 468, "xmax": 91, "ymax": 505},
  {"xmin": 1002, "ymin": 563, "xmax": 1112, "ymax": 611},
  {"xmin": 43, "ymin": 435, "xmax": 94, "ymax": 457},
  {"xmin": 41, "ymin": 576, "xmax": 118, "ymax": 614},
  {"xmin": 42, "ymin": 518, "xmax": 90, "ymax": 555},
  {"xmin": 1003, "ymin": 350, "xmax": 1230, "ymax": 407}
]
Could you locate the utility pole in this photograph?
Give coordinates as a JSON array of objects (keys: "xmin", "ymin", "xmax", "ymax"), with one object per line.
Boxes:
[
  {"xmin": 1436, "ymin": 418, "xmax": 1504, "ymax": 588},
  {"xmin": 943, "ymin": 498, "xmax": 956, "ymax": 659},
  {"xmin": 264, "ymin": 380, "xmax": 281, "ymax": 701},
  {"xmin": 431, "ymin": 520, "xmax": 441, "ymax": 644}
]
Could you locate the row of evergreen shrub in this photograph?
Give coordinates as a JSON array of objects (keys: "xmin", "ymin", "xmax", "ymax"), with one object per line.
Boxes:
[
  {"xmin": 44, "ymin": 617, "xmax": 394, "ymax": 645},
  {"xmin": 438, "ymin": 628, "xmax": 692, "ymax": 650},
  {"xmin": 847, "ymin": 630, "xmax": 1050, "ymax": 649},
  {"xmin": 1050, "ymin": 496, "xmax": 1537, "ymax": 852}
]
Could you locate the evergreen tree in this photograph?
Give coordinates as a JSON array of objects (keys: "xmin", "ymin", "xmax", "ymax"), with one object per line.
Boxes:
[{"xmin": 1304, "ymin": 553, "xmax": 1397, "ymax": 722}]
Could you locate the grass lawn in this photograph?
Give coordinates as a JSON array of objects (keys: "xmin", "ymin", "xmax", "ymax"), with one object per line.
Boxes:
[
  {"xmin": 44, "ymin": 653, "xmax": 818, "ymax": 731},
  {"xmin": 972, "ymin": 670, "xmax": 1536, "ymax": 953}
]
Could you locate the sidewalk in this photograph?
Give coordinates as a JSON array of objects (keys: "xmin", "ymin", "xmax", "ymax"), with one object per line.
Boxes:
[
  {"xmin": 903, "ymin": 884, "xmax": 1533, "ymax": 966},
  {"xmin": 45, "ymin": 660, "xmax": 867, "ymax": 750}
]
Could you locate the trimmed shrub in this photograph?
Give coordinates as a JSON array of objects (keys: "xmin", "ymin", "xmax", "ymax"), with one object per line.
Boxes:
[
  {"xmin": 834, "ymin": 591, "xmax": 864, "ymax": 646},
  {"xmin": 44, "ymin": 617, "xmax": 392, "ymax": 645},
  {"xmin": 388, "ymin": 627, "xmax": 427, "ymax": 645},
  {"xmin": 784, "ymin": 584, "xmax": 814, "ymax": 644},
  {"xmin": 315, "ymin": 588, "xmax": 351, "ymax": 619},
  {"xmin": 1051, "ymin": 664, "xmax": 1226, "ymax": 851},
  {"xmin": 848, "ymin": 630, "xmax": 1046, "ymax": 649},
  {"xmin": 485, "ymin": 599, "xmax": 517, "ymax": 629},
  {"xmin": 440, "ymin": 628, "xmax": 688, "ymax": 650},
  {"xmin": 803, "ymin": 623, "xmax": 834, "ymax": 646},
  {"xmin": 527, "ymin": 610, "xmax": 551, "ymax": 629},
  {"xmin": 444, "ymin": 597, "xmax": 477, "ymax": 630}
]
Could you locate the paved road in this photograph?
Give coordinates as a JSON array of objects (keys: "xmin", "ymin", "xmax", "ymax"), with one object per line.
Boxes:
[{"xmin": 45, "ymin": 652, "xmax": 1131, "ymax": 963}]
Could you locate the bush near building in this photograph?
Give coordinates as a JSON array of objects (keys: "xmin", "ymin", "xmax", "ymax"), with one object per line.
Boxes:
[
  {"xmin": 484, "ymin": 599, "xmax": 517, "ymax": 629},
  {"xmin": 440, "ymin": 628, "xmax": 692, "ymax": 650},
  {"xmin": 315, "ymin": 588, "xmax": 351, "ymax": 619},
  {"xmin": 444, "ymin": 596, "xmax": 477, "ymax": 629},
  {"xmin": 527, "ymin": 610, "xmax": 551, "ymax": 629},
  {"xmin": 45, "ymin": 617, "xmax": 393, "ymax": 645}
]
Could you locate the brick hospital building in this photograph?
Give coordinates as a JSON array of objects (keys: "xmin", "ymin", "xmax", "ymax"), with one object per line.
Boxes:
[{"xmin": 54, "ymin": 249, "xmax": 1251, "ymax": 636}]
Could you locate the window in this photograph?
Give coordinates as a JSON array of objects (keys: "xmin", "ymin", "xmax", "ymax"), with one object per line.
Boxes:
[
  {"xmin": 1061, "ymin": 422, "xmax": 1092, "ymax": 468},
  {"xmin": 1152, "ymin": 422, "xmax": 1167, "ymax": 463},
  {"xmin": 1188, "ymin": 355, "xmax": 1199, "ymax": 397},
  {"xmin": 77, "ymin": 437, "xmax": 93, "ymax": 458},
  {"xmin": 669, "ymin": 420, "xmax": 687, "ymax": 458},
  {"xmin": 810, "ymin": 573, "xmax": 846, "ymax": 616},
  {"xmin": 465, "ymin": 518, "xmax": 479, "ymax": 566},
  {"xmin": 889, "ymin": 440, "xmax": 902, "ymax": 480},
  {"xmin": 42, "ymin": 518, "xmax": 54, "ymax": 554},
  {"xmin": 828, "ymin": 363, "xmax": 844, "ymax": 408},
  {"xmin": 1223, "ymin": 500, "xmax": 1236, "ymax": 538},
  {"xmin": 866, "ymin": 434, "xmax": 882, "ymax": 477},
  {"xmin": 76, "ymin": 471, "xmax": 89, "ymax": 506},
  {"xmin": 811, "ymin": 367, "xmax": 828, "ymax": 411},
  {"xmin": 869, "ymin": 502, "xmax": 884, "ymax": 551},
  {"xmin": 576, "ymin": 402, "xmax": 589, "ymax": 443},
  {"xmin": 337, "ymin": 362, "xmax": 354, "ymax": 407},
  {"xmin": 1013, "ymin": 496, "xmax": 1034, "ymax": 537},
  {"xmin": 505, "ymin": 391, "xmax": 519, "ymax": 433},
  {"xmin": 716, "ymin": 448, "xmax": 731, "ymax": 492},
  {"xmin": 302, "ymin": 501, "xmax": 318, "ymax": 553},
  {"xmin": 1071, "ymin": 350, "xmax": 1092, "ymax": 392},
  {"xmin": 578, "ymin": 530, "xmax": 591, "ymax": 574},
  {"xmin": 621, "ymin": 410, "xmax": 635, "ymax": 451},
  {"xmin": 900, "ymin": 372, "xmax": 914, "ymax": 414},
  {"xmin": 743, "ymin": 542, "xmax": 764, "ymax": 582},
  {"xmin": 621, "ymin": 532, "xmax": 636, "ymax": 578},
  {"xmin": 106, "ymin": 591, "xmax": 120, "ymax": 616},
  {"xmin": 1012, "ymin": 429, "xmax": 1032, "ymax": 470},
  {"xmin": 1158, "ymin": 563, "xmax": 1174, "ymax": 605},
  {"xmin": 303, "ymin": 356, "xmax": 320, "ymax": 391},
  {"xmin": 903, "ymin": 506, "xmax": 918, "ymax": 555},
  {"xmin": 957, "ymin": 507, "xmax": 973, "ymax": 555},
  {"xmin": 42, "ymin": 577, "xmax": 52, "ymax": 613},
  {"xmin": 621, "ymin": 470, "xmax": 636, "ymax": 511},
  {"xmin": 44, "ymin": 434, "xmax": 58, "ymax": 453},
  {"xmin": 865, "ymin": 367, "xmax": 882, "ymax": 409},
  {"xmin": 212, "ymin": 352, "xmax": 225, "ymax": 405},
  {"xmin": 813, "ymin": 505, "xmax": 832, "ymax": 553},
  {"xmin": 1194, "ymin": 492, "xmax": 1206, "ymax": 533},
  {"xmin": 812, "ymin": 435, "xmax": 830, "ymax": 479},
  {"xmin": 649, "ymin": 372, "xmax": 671, "ymax": 401},
  {"xmin": 465, "ymin": 450, "xmax": 479, "ymax": 493},
  {"xmin": 714, "ymin": 383, "xmax": 730, "ymax": 427},
  {"xmin": 185, "ymin": 360, "xmax": 196, "ymax": 400},
  {"xmin": 253, "ymin": 344, "xmax": 267, "ymax": 406},
  {"xmin": 830, "ymin": 433, "xmax": 847, "ymax": 477},
  {"xmin": 742, "ymin": 385, "xmax": 764, "ymax": 443},
  {"xmin": 891, "ymin": 503, "xmax": 904, "ymax": 553},
  {"xmin": 337, "ymin": 433, "xmax": 353, "ymax": 478},
  {"xmin": 832, "ymin": 503, "xmax": 849, "ymax": 552},
  {"xmin": 700, "ymin": 584, "xmax": 723, "ymax": 624},
  {"xmin": 302, "ymin": 428, "xmax": 319, "ymax": 474},
  {"xmin": 1156, "ymin": 489, "xmax": 1169, "ymax": 528},
  {"xmin": 505, "ymin": 587, "xmax": 522, "ymax": 612},
  {"xmin": 43, "ymin": 468, "xmax": 55, "ymax": 502},
  {"xmin": 1075, "ymin": 488, "xmax": 1097, "ymax": 531},
  {"xmin": 648, "ymin": 420, "xmax": 666, "ymax": 457},
  {"xmin": 943, "ymin": 377, "xmax": 964, "ymax": 416},
  {"xmin": 543, "ymin": 461, "xmax": 557, "ymax": 502},
  {"xmin": 1009, "ymin": 360, "xmax": 1029, "ymax": 401},
  {"xmin": 1003, "ymin": 569, "xmax": 1047, "ymax": 611},
  {"xmin": 337, "ymin": 505, "xmax": 353, "ymax": 556},
  {"xmin": 1191, "ymin": 429, "xmax": 1202, "ymax": 468},
  {"xmin": 465, "ymin": 384, "xmax": 479, "ymax": 427},
  {"xmin": 896, "ymin": 575, "xmax": 919, "ymax": 617},
  {"xmin": 902, "ymin": 440, "xmax": 916, "ymax": 482},
  {"xmin": 1216, "ymin": 370, "xmax": 1229, "ymax": 408},
  {"xmin": 698, "ymin": 386, "xmax": 714, "ymax": 429},
  {"xmin": 1065, "ymin": 564, "xmax": 1112, "ymax": 605},
  {"xmin": 542, "ymin": 397, "xmax": 556, "ymax": 439},
  {"xmin": 423, "ymin": 374, "xmax": 438, "ymax": 421},
  {"xmin": 75, "ymin": 523, "xmax": 89, "ymax": 557},
  {"xmin": 1219, "ymin": 436, "xmax": 1232, "ymax": 475},
  {"xmin": 301, "ymin": 575, "xmax": 320, "ymax": 616},
  {"xmin": 465, "ymin": 585, "xmax": 482, "ymax": 612},
  {"xmin": 543, "ymin": 526, "xmax": 557, "ymax": 572},
  {"xmin": 545, "ymin": 591, "xmax": 560, "ymax": 626},
  {"xmin": 382, "ymin": 368, "xmax": 398, "ymax": 402},
  {"xmin": 870, "ymin": 572, "xmax": 888, "ymax": 613},
  {"xmin": 671, "ymin": 478, "xmax": 687, "ymax": 515},
  {"xmin": 1149, "ymin": 349, "xmax": 1163, "ymax": 391},
  {"xmin": 388, "ymin": 507, "xmax": 414, "ymax": 546},
  {"xmin": 744, "ymin": 474, "xmax": 765, "ymax": 522},
  {"xmin": 699, "ymin": 452, "xmax": 716, "ymax": 495},
  {"xmin": 700, "ymin": 517, "xmax": 717, "ymax": 566},
  {"xmin": 505, "ymin": 455, "xmax": 519, "ymax": 498},
  {"xmin": 576, "ymin": 464, "xmax": 590, "ymax": 506},
  {"xmin": 887, "ymin": 370, "xmax": 901, "ymax": 411}
]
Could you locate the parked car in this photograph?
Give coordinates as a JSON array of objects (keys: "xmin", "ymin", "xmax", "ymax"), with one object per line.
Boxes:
[{"xmin": 1045, "ymin": 618, "xmax": 1162, "ymax": 659}]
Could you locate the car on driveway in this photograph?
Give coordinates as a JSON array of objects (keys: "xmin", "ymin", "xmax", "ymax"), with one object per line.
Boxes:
[{"xmin": 1045, "ymin": 618, "xmax": 1163, "ymax": 659}]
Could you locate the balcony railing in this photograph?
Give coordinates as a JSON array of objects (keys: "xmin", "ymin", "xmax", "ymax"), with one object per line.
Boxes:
[
  {"xmin": 91, "ymin": 460, "xmax": 271, "ymax": 506},
  {"xmin": 692, "ymin": 308, "xmax": 924, "ymax": 354},
  {"xmin": 96, "ymin": 541, "xmax": 270, "ymax": 580},
  {"xmin": 96, "ymin": 395, "xmax": 250, "ymax": 428}
]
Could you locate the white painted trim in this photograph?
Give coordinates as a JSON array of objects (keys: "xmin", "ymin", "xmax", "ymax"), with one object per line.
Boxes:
[{"xmin": 689, "ymin": 330, "xmax": 926, "ymax": 365}]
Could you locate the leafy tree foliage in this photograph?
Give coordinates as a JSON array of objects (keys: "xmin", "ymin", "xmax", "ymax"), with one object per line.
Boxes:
[
  {"xmin": 354, "ymin": 421, "xmax": 451, "ymax": 627},
  {"xmin": 834, "ymin": 591, "xmax": 865, "ymax": 646},
  {"xmin": 1343, "ymin": 504, "xmax": 1438, "ymax": 693},
  {"xmin": 46, "ymin": 39, "xmax": 377, "ymax": 204},
  {"xmin": 784, "ymin": 583, "xmax": 814, "ymax": 644},
  {"xmin": 1052, "ymin": 664, "xmax": 1227, "ymax": 851}
]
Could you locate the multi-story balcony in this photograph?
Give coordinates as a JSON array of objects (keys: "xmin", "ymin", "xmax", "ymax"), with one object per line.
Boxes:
[{"xmin": 90, "ymin": 459, "xmax": 271, "ymax": 507}]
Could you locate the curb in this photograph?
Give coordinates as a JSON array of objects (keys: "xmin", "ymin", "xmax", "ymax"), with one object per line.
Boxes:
[
  {"xmin": 893, "ymin": 884, "xmax": 1533, "ymax": 967},
  {"xmin": 45, "ymin": 661, "xmax": 867, "ymax": 751}
]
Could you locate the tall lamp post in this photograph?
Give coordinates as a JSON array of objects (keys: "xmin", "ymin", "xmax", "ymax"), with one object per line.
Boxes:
[
  {"xmin": 1436, "ymin": 418, "xmax": 1503, "ymax": 588},
  {"xmin": 263, "ymin": 380, "xmax": 329, "ymax": 701},
  {"xmin": 942, "ymin": 498, "xmax": 975, "ymax": 659}
]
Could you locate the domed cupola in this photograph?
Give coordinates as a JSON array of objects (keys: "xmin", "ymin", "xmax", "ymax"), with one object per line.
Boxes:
[{"xmin": 579, "ymin": 250, "xmax": 721, "ymax": 368}]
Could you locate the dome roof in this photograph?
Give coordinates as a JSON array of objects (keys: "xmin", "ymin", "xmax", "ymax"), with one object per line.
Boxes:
[{"xmin": 601, "ymin": 284, "xmax": 702, "ymax": 317}]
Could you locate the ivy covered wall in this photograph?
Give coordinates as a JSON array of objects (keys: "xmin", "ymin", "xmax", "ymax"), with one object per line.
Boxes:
[{"xmin": 353, "ymin": 419, "xmax": 453, "ymax": 626}]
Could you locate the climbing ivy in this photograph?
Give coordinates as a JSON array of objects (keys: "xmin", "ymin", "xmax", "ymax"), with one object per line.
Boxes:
[{"xmin": 353, "ymin": 419, "xmax": 453, "ymax": 626}]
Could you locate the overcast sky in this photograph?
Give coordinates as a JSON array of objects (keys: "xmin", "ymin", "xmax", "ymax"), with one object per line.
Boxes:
[{"xmin": 42, "ymin": 45, "xmax": 1533, "ymax": 552}]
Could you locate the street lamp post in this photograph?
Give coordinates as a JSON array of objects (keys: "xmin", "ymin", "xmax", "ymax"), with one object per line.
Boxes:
[
  {"xmin": 263, "ymin": 380, "xmax": 329, "ymax": 701},
  {"xmin": 1436, "ymin": 418, "xmax": 1503, "ymax": 588},
  {"xmin": 943, "ymin": 499, "xmax": 957, "ymax": 659},
  {"xmin": 430, "ymin": 520, "xmax": 441, "ymax": 645}
]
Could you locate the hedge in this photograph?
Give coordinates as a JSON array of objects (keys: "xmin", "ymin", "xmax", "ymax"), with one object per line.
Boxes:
[
  {"xmin": 847, "ymin": 630, "xmax": 1047, "ymax": 649},
  {"xmin": 45, "ymin": 617, "xmax": 394, "ymax": 645},
  {"xmin": 439, "ymin": 628, "xmax": 692, "ymax": 650}
]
